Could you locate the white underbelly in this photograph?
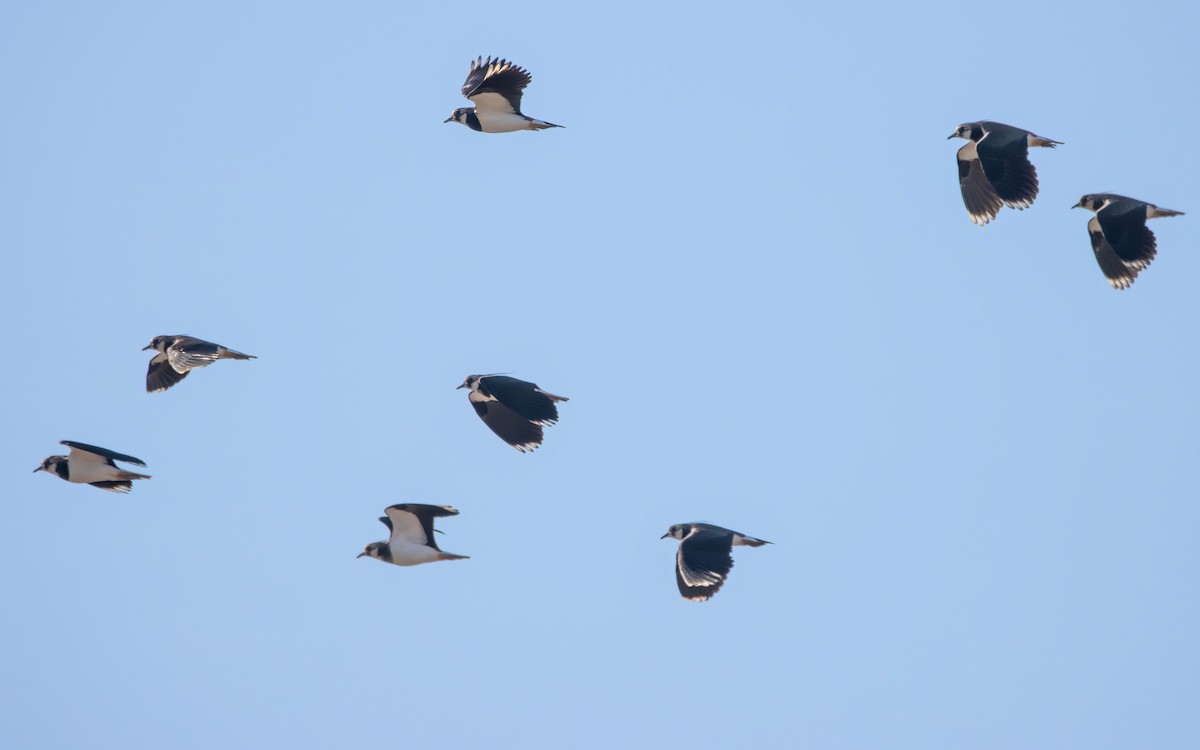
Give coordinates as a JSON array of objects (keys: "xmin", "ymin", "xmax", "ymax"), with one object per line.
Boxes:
[
  {"xmin": 477, "ymin": 113, "xmax": 530, "ymax": 133},
  {"xmin": 387, "ymin": 543, "xmax": 444, "ymax": 566},
  {"xmin": 68, "ymin": 462, "xmax": 123, "ymax": 484}
]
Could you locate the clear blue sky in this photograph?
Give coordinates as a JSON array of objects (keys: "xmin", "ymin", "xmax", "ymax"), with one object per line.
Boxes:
[{"xmin": 2, "ymin": 1, "xmax": 1197, "ymax": 748}]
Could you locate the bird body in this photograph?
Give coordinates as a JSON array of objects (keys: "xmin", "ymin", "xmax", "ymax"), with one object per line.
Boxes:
[
  {"xmin": 1073, "ymin": 194, "xmax": 1184, "ymax": 289},
  {"xmin": 34, "ymin": 441, "xmax": 151, "ymax": 493},
  {"xmin": 358, "ymin": 504, "xmax": 469, "ymax": 567},
  {"xmin": 661, "ymin": 523, "xmax": 771, "ymax": 602},
  {"xmin": 949, "ymin": 121, "xmax": 1061, "ymax": 225},
  {"xmin": 144, "ymin": 335, "xmax": 256, "ymax": 392},
  {"xmin": 445, "ymin": 56, "xmax": 562, "ymax": 133},
  {"xmin": 447, "ymin": 109, "xmax": 559, "ymax": 133},
  {"xmin": 458, "ymin": 374, "xmax": 568, "ymax": 452},
  {"xmin": 384, "ymin": 542, "xmax": 455, "ymax": 566}
]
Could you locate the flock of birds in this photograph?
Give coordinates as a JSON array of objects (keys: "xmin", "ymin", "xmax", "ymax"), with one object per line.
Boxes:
[
  {"xmin": 32, "ymin": 55, "xmax": 1188, "ymax": 602},
  {"xmin": 947, "ymin": 120, "xmax": 1183, "ymax": 289}
]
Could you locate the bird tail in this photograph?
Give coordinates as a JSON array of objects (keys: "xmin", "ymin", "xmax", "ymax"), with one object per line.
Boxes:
[
  {"xmin": 437, "ymin": 552, "xmax": 470, "ymax": 562},
  {"xmin": 1029, "ymin": 135, "xmax": 1062, "ymax": 148},
  {"xmin": 526, "ymin": 119, "xmax": 563, "ymax": 130},
  {"xmin": 536, "ymin": 389, "xmax": 569, "ymax": 402},
  {"xmin": 118, "ymin": 471, "xmax": 153, "ymax": 481},
  {"xmin": 1150, "ymin": 207, "xmax": 1185, "ymax": 218},
  {"xmin": 735, "ymin": 535, "xmax": 772, "ymax": 547},
  {"xmin": 220, "ymin": 349, "xmax": 256, "ymax": 360}
]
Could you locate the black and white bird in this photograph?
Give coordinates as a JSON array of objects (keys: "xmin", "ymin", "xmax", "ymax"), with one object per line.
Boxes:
[
  {"xmin": 948, "ymin": 121, "xmax": 1062, "ymax": 225},
  {"xmin": 458, "ymin": 374, "xmax": 568, "ymax": 452},
  {"xmin": 358, "ymin": 504, "xmax": 470, "ymax": 566},
  {"xmin": 1073, "ymin": 194, "xmax": 1184, "ymax": 289},
  {"xmin": 661, "ymin": 523, "xmax": 771, "ymax": 602},
  {"xmin": 143, "ymin": 335, "xmax": 256, "ymax": 393},
  {"xmin": 34, "ymin": 440, "xmax": 151, "ymax": 493},
  {"xmin": 444, "ymin": 56, "xmax": 562, "ymax": 133}
]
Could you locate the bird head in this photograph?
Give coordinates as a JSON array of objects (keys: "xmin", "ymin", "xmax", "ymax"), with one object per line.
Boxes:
[
  {"xmin": 947, "ymin": 123, "xmax": 978, "ymax": 141},
  {"xmin": 661, "ymin": 524, "xmax": 687, "ymax": 541},
  {"xmin": 143, "ymin": 335, "xmax": 171, "ymax": 352},
  {"xmin": 357, "ymin": 542, "xmax": 383, "ymax": 560},
  {"xmin": 34, "ymin": 456, "xmax": 63, "ymax": 474},
  {"xmin": 457, "ymin": 375, "xmax": 481, "ymax": 391},
  {"xmin": 1073, "ymin": 195, "xmax": 1102, "ymax": 212},
  {"xmin": 444, "ymin": 108, "xmax": 472, "ymax": 125}
]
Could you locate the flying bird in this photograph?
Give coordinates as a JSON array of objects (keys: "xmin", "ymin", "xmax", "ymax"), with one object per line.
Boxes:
[
  {"xmin": 458, "ymin": 374, "xmax": 568, "ymax": 452},
  {"xmin": 358, "ymin": 504, "xmax": 470, "ymax": 566},
  {"xmin": 1073, "ymin": 194, "xmax": 1184, "ymax": 289},
  {"xmin": 948, "ymin": 121, "xmax": 1062, "ymax": 225},
  {"xmin": 444, "ymin": 56, "xmax": 562, "ymax": 133},
  {"xmin": 661, "ymin": 523, "xmax": 771, "ymax": 602},
  {"xmin": 143, "ymin": 335, "xmax": 256, "ymax": 392},
  {"xmin": 34, "ymin": 440, "xmax": 151, "ymax": 493}
]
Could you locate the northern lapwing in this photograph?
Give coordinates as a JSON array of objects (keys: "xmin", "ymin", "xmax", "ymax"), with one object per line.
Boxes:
[
  {"xmin": 358, "ymin": 504, "xmax": 469, "ymax": 566},
  {"xmin": 661, "ymin": 523, "xmax": 771, "ymax": 602},
  {"xmin": 949, "ymin": 121, "xmax": 1062, "ymax": 225},
  {"xmin": 458, "ymin": 374, "xmax": 568, "ymax": 452},
  {"xmin": 144, "ymin": 335, "xmax": 255, "ymax": 393},
  {"xmin": 1073, "ymin": 194, "xmax": 1184, "ymax": 289},
  {"xmin": 444, "ymin": 56, "xmax": 562, "ymax": 133},
  {"xmin": 34, "ymin": 440, "xmax": 151, "ymax": 493}
]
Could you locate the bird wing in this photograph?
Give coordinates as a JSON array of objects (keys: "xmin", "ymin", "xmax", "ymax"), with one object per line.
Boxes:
[
  {"xmin": 472, "ymin": 399, "xmax": 546, "ymax": 452},
  {"xmin": 975, "ymin": 125, "xmax": 1039, "ymax": 209},
  {"xmin": 480, "ymin": 376, "xmax": 564, "ymax": 424},
  {"xmin": 676, "ymin": 528, "xmax": 735, "ymax": 601},
  {"xmin": 61, "ymin": 440, "xmax": 146, "ymax": 468},
  {"xmin": 1087, "ymin": 217, "xmax": 1142, "ymax": 290},
  {"xmin": 383, "ymin": 506, "xmax": 429, "ymax": 546},
  {"xmin": 1096, "ymin": 199, "xmax": 1157, "ymax": 266},
  {"xmin": 957, "ymin": 141, "xmax": 1004, "ymax": 226},
  {"xmin": 87, "ymin": 481, "xmax": 136, "ymax": 493},
  {"xmin": 167, "ymin": 337, "xmax": 224, "ymax": 372},
  {"xmin": 147, "ymin": 352, "xmax": 189, "ymax": 392},
  {"xmin": 383, "ymin": 504, "xmax": 459, "ymax": 548},
  {"xmin": 462, "ymin": 56, "xmax": 532, "ymax": 115}
]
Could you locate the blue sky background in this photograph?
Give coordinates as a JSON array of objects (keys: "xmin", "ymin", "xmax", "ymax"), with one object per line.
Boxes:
[{"xmin": 2, "ymin": 1, "xmax": 1197, "ymax": 747}]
